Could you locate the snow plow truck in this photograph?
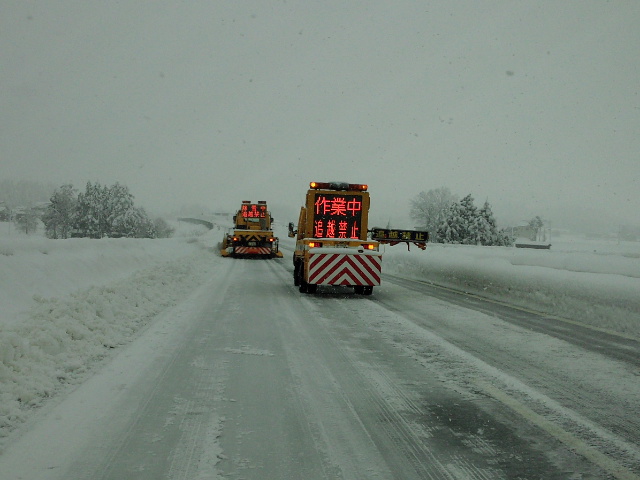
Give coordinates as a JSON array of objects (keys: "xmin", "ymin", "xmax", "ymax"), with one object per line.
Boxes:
[
  {"xmin": 221, "ymin": 200, "xmax": 283, "ymax": 258},
  {"xmin": 288, "ymin": 181, "xmax": 429, "ymax": 294}
]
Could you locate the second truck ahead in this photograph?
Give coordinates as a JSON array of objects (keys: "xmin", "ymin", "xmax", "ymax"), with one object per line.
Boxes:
[
  {"xmin": 288, "ymin": 181, "xmax": 429, "ymax": 295},
  {"xmin": 221, "ymin": 200, "xmax": 283, "ymax": 258}
]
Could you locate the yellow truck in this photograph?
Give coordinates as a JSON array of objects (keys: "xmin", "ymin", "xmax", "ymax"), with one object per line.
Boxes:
[
  {"xmin": 288, "ymin": 181, "xmax": 428, "ymax": 294},
  {"xmin": 221, "ymin": 200, "xmax": 283, "ymax": 258}
]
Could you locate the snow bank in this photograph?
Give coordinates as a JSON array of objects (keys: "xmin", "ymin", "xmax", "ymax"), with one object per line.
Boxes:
[
  {"xmin": 1, "ymin": 238, "xmax": 197, "ymax": 326},
  {"xmin": 382, "ymin": 237, "xmax": 640, "ymax": 337},
  {"xmin": 0, "ymin": 223, "xmax": 217, "ymax": 448}
]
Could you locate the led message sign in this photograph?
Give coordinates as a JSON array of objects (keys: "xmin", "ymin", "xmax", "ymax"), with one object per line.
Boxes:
[
  {"xmin": 312, "ymin": 194, "xmax": 363, "ymax": 239},
  {"xmin": 241, "ymin": 203, "xmax": 267, "ymax": 218},
  {"xmin": 371, "ymin": 228, "xmax": 429, "ymax": 243}
]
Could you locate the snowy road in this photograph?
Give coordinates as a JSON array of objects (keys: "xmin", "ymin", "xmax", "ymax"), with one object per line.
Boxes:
[{"xmin": 1, "ymin": 252, "xmax": 639, "ymax": 479}]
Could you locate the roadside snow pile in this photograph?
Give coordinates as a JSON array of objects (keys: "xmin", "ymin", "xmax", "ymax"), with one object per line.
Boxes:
[
  {"xmin": 0, "ymin": 223, "xmax": 217, "ymax": 448},
  {"xmin": 382, "ymin": 237, "xmax": 640, "ymax": 337},
  {"xmin": 0, "ymin": 236, "xmax": 201, "ymax": 326}
]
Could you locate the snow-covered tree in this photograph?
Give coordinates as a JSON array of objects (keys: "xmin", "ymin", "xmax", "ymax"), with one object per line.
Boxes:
[
  {"xmin": 112, "ymin": 206, "xmax": 156, "ymax": 238},
  {"xmin": 409, "ymin": 187, "xmax": 458, "ymax": 242},
  {"xmin": 132, "ymin": 208, "xmax": 157, "ymax": 239},
  {"xmin": 105, "ymin": 183, "xmax": 136, "ymax": 237},
  {"xmin": 13, "ymin": 207, "xmax": 39, "ymax": 234},
  {"xmin": 153, "ymin": 217, "xmax": 174, "ymax": 238},
  {"xmin": 73, "ymin": 182, "xmax": 108, "ymax": 238},
  {"xmin": 44, "ymin": 181, "xmax": 164, "ymax": 239},
  {"xmin": 436, "ymin": 201, "xmax": 463, "ymax": 243},
  {"xmin": 476, "ymin": 200, "xmax": 498, "ymax": 246},
  {"xmin": 42, "ymin": 184, "xmax": 77, "ymax": 239},
  {"xmin": 436, "ymin": 195, "xmax": 513, "ymax": 246},
  {"xmin": 477, "ymin": 200, "xmax": 513, "ymax": 246},
  {"xmin": 458, "ymin": 194, "xmax": 477, "ymax": 244}
]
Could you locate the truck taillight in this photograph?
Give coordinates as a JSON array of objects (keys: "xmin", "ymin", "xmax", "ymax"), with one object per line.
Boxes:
[
  {"xmin": 363, "ymin": 243, "xmax": 375, "ymax": 250},
  {"xmin": 308, "ymin": 241, "xmax": 322, "ymax": 248}
]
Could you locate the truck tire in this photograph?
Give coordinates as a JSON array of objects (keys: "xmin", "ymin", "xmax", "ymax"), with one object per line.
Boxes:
[
  {"xmin": 294, "ymin": 261, "xmax": 302, "ymax": 286},
  {"xmin": 299, "ymin": 281, "xmax": 317, "ymax": 294}
]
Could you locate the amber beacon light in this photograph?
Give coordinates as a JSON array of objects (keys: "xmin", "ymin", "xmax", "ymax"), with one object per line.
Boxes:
[{"xmin": 309, "ymin": 181, "xmax": 368, "ymax": 191}]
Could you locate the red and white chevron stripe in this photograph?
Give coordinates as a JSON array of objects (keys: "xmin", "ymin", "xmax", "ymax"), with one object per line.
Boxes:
[
  {"xmin": 308, "ymin": 253, "xmax": 382, "ymax": 286},
  {"xmin": 234, "ymin": 246, "xmax": 272, "ymax": 255}
]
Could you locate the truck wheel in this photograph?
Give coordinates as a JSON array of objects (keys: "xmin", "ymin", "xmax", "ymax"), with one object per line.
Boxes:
[
  {"xmin": 293, "ymin": 261, "xmax": 301, "ymax": 286},
  {"xmin": 363, "ymin": 286, "xmax": 373, "ymax": 295},
  {"xmin": 354, "ymin": 286, "xmax": 364, "ymax": 294},
  {"xmin": 299, "ymin": 281, "xmax": 316, "ymax": 294}
]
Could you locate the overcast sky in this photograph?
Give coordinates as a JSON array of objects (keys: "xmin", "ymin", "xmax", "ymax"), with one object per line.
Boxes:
[{"xmin": 2, "ymin": 1, "xmax": 638, "ymax": 232}]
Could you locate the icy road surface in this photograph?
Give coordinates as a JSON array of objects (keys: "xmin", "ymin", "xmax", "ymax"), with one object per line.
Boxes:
[{"xmin": 1, "ymin": 252, "xmax": 639, "ymax": 479}]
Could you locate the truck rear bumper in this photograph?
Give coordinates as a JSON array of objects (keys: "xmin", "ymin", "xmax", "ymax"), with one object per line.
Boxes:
[{"xmin": 307, "ymin": 251, "xmax": 382, "ymax": 286}]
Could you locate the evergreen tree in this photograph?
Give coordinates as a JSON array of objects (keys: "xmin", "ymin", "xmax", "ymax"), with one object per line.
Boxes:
[
  {"xmin": 458, "ymin": 194, "xmax": 477, "ymax": 244},
  {"xmin": 112, "ymin": 206, "xmax": 156, "ymax": 238},
  {"xmin": 73, "ymin": 182, "xmax": 106, "ymax": 238},
  {"xmin": 436, "ymin": 201, "xmax": 462, "ymax": 243},
  {"xmin": 106, "ymin": 183, "xmax": 136, "ymax": 237},
  {"xmin": 436, "ymin": 195, "xmax": 513, "ymax": 246},
  {"xmin": 42, "ymin": 184, "xmax": 77, "ymax": 239},
  {"xmin": 132, "ymin": 208, "xmax": 157, "ymax": 238},
  {"xmin": 477, "ymin": 200, "xmax": 498, "ymax": 245}
]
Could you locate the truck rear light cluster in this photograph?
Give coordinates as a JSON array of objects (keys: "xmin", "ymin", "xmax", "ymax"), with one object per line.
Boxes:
[
  {"xmin": 309, "ymin": 182, "xmax": 368, "ymax": 191},
  {"xmin": 308, "ymin": 241, "xmax": 323, "ymax": 248},
  {"xmin": 362, "ymin": 243, "xmax": 376, "ymax": 250}
]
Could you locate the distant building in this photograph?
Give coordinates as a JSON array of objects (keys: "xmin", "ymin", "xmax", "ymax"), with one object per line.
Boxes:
[
  {"xmin": 511, "ymin": 223, "xmax": 537, "ymax": 241},
  {"xmin": 510, "ymin": 222, "xmax": 549, "ymax": 243}
]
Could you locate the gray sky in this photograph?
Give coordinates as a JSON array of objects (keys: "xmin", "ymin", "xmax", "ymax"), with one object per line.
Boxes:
[{"xmin": 2, "ymin": 1, "xmax": 639, "ymax": 232}]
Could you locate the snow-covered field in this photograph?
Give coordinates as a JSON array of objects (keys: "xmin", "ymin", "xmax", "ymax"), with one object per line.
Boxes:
[
  {"xmin": 382, "ymin": 234, "xmax": 640, "ymax": 338},
  {"xmin": 1, "ymin": 221, "xmax": 639, "ymax": 451}
]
